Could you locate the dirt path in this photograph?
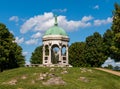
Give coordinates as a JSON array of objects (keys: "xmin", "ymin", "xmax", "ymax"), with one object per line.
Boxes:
[{"xmin": 95, "ymin": 68, "xmax": 120, "ymax": 77}]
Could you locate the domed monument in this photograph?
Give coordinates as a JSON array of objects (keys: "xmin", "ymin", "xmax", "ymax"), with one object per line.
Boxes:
[{"xmin": 42, "ymin": 15, "xmax": 70, "ymax": 67}]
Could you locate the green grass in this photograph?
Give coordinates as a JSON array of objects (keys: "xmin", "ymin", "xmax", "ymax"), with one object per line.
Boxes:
[{"xmin": 0, "ymin": 67, "xmax": 120, "ymax": 89}]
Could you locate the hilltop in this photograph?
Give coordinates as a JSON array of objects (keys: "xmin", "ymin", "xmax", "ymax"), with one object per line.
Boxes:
[{"xmin": 0, "ymin": 67, "xmax": 120, "ymax": 89}]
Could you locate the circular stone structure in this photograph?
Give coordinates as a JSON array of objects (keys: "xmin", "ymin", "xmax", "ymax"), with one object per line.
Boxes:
[{"xmin": 42, "ymin": 16, "xmax": 70, "ymax": 67}]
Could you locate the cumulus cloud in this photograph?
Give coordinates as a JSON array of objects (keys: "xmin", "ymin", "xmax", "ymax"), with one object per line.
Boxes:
[
  {"xmin": 116, "ymin": 62, "xmax": 120, "ymax": 67},
  {"xmin": 31, "ymin": 32, "xmax": 42, "ymax": 39},
  {"xmin": 58, "ymin": 15, "xmax": 92, "ymax": 31},
  {"xmin": 20, "ymin": 12, "xmax": 112, "ymax": 34},
  {"xmin": 22, "ymin": 51, "xmax": 29, "ymax": 56},
  {"xmin": 25, "ymin": 39, "xmax": 38, "ymax": 45},
  {"xmin": 20, "ymin": 12, "xmax": 93, "ymax": 34},
  {"xmin": 81, "ymin": 15, "xmax": 93, "ymax": 22},
  {"xmin": 20, "ymin": 12, "xmax": 53, "ymax": 33},
  {"xmin": 102, "ymin": 57, "xmax": 120, "ymax": 67},
  {"xmin": 52, "ymin": 8, "xmax": 67, "ymax": 13},
  {"xmin": 94, "ymin": 17, "xmax": 112, "ymax": 26},
  {"xmin": 102, "ymin": 57, "xmax": 116, "ymax": 67},
  {"xmin": 10, "ymin": 30, "xmax": 14, "ymax": 34},
  {"xmin": 9, "ymin": 16, "xmax": 19, "ymax": 22},
  {"xmin": 15, "ymin": 37, "xmax": 24, "ymax": 44},
  {"xmin": 93, "ymin": 5, "xmax": 99, "ymax": 9}
]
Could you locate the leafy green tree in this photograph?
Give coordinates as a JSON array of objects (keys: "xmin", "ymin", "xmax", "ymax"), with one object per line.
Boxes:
[
  {"xmin": 30, "ymin": 45, "xmax": 43, "ymax": 64},
  {"xmin": 84, "ymin": 32, "xmax": 106, "ymax": 67},
  {"xmin": 103, "ymin": 29, "xmax": 114, "ymax": 57},
  {"xmin": 111, "ymin": 3, "xmax": 120, "ymax": 61},
  {"xmin": 69, "ymin": 42, "xmax": 86, "ymax": 67},
  {"xmin": 0, "ymin": 23, "xmax": 25, "ymax": 72}
]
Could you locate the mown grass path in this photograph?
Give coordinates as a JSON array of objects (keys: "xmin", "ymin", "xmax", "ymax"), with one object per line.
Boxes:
[{"xmin": 95, "ymin": 68, "xmax": 120, "ymax": 76}]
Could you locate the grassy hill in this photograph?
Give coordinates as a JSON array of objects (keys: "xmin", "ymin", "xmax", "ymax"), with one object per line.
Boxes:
[{"xmin": 0, "ymin": 67, "xmax": 120, "ymax": 89}]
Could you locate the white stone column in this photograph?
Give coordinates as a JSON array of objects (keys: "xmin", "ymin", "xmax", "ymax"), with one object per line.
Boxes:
[
  {"xmin": 43, "ymin": 45, "xmax": 45, "ymax": 64},
  {"xmin": 66, "ymin": 45, "xmax": 69, "ymax": 65},
  {"xmin": 49, "ymin": 45, "xmax": 52, "ymax": 64}
]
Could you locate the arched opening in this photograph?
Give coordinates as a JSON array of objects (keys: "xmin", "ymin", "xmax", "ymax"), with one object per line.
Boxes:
[
  {"xmin": 51, "ymin": 44, "xmax": 59, "ymax": 64},
  {"xmin": 62, "ymin": 45, "xmax": 67, "ymax": 63},
  {"xmin": 62, "ymin": 46, "xmax": 66, "ymax": 56}
]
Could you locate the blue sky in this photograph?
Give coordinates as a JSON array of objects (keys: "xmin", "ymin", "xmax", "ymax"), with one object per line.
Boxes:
[{"xmin": 0, "ymin": 0, "xmax": 120, "ymax": 64}]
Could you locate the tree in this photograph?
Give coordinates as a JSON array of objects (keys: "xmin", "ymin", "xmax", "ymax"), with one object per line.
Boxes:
[
  {"xmin": 84, "ymin": 32, "xmax": 106, "ymax": 67},
  {"xmin": 30, "ymin": 45, "xmax": 43, "ymax": 64},
  {"xmin": 103, "ymin": 29, "xmax": 114, "ymax": 57},
  {"xmin": 111, "ymin": 3, "xmax": 120, "ymax": 61},
  {"xmin": 0, "ymin": 23, "xmax": 25, "ymax": 72},
  {"xmin": 69, "ymin": 42, "xmax": 86, "ymax": 67}
]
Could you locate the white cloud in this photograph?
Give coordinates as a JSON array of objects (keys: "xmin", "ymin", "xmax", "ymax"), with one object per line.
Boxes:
[
  {"xmin": 20, "ymin": 12, "xmax": 112, "ymax": 34},
  {"xmin": 52, "ymin": 8, "xmax": 67, "ymax": 13},
  {"xmin": 58, "ymin": 15, "xmax": 92, "ymax": 31},
  {"xmin": 116, "ymin": 62, "xmax": 120, "ymax": 65},
  {"xmin": 31, "ymin": 32, "xmax": 42, "ymax": 38},
  {"xmin": 102, "ymin": 57, "xmax": 120, "ymax": 67},
  {"xmin": 94, "ymin": 17, "xmax": 112, "ymax": 26},
  {"xmin": 10, "ymin": 30, "xmax": 14, "ymax": 34},
  {"xmin": 20, "ymin": 12, "xmax": 53, "ymax": 33},
  {"xmin": 93, "ymin": 5, "xmax": 99, "ymax": 9},
  {"xmin": 22, "ymin": 51, "xmax": 29, "ymax": 56},
  {"xmin": 20, "ymin": 12, "xmax": 93, "ymax": 34},
  {"xmin": 105, "ymin": 57, "xmax": 115, "ymax": 63},
  {"xmin": 102, "ymin": 57, "xmax": 116, "ymax": 67},
  {"xmin": 25, "ymin": 39, "xmax": 38, "ymax": 45},
  {"xmin": 15, "ymin": 37, "xmax": 24, "ymax": 44},
  {"xmin": 9, "ymin": 16, "xmax": 19, "ymax": 22},
  {"xmin": 81, "ymin": 15, "xmax": 93, "ymax": 22}
]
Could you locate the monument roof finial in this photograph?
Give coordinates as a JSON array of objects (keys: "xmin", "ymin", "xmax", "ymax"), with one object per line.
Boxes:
[{"xmin": 54, "ymin": 15, "xmax": 58, "ymax": 26}]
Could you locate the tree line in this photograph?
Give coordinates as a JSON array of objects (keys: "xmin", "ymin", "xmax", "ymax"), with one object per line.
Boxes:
[
  {"xmin": 30, "ymin": 3, "xmax": 120, "ymax": 67},
  {"xmin": 70, "ymin": 3, "xmax": 120, "ymax": 67},
  {"xmin": 0, "ymin": 23, "xmax": 25, "ymax": 72}
]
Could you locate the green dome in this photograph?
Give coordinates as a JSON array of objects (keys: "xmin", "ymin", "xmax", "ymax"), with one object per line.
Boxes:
[
  {"xmin": 44, "ymin": 25, "xmax": 67, "ymax": 36},
  {"xmin": 44, "ymin": 15, "xmax": 68, "ymax": 36}
]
